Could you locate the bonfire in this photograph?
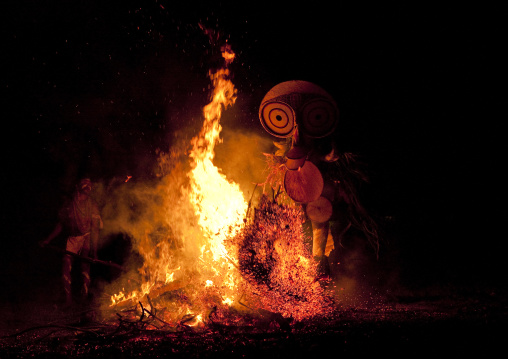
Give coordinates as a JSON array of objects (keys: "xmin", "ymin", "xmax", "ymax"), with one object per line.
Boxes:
[{"xmin": 100, "ymin": 42, "xmax": 334, "ymax": 331}]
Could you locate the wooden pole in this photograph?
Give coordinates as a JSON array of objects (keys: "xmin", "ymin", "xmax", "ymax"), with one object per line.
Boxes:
[{"xmin": 44, "ymin": 245, "xmax": 126, "ymax": 272}]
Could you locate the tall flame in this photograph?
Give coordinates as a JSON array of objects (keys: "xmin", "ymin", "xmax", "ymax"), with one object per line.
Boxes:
[
  {"xmin": 189, "ymin": 48, "xmax": 246, "ymax": 249},
  {"xmin": 108, "ymin": 44, "xmax": 247, "ymax": 318},
  {"xmin": 186, "ymin": 44, "xmax": 247, "ymax": 301}
]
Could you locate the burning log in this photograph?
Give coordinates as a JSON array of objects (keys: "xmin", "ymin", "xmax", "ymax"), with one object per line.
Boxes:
[{"xmin": 145, "ymin": 279, "xmax": 187, "ymax": 299}]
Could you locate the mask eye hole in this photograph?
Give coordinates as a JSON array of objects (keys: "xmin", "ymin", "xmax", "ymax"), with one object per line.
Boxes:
[
  {"xmin": 259, "ymin": 101, "xmax": 295, "ymax": 138},
  {"xmin": 301, "ymin": 99, "xmax": 338, "ymax": 138}
]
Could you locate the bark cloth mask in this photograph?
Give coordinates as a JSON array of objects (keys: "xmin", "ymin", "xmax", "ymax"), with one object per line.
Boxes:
[{"xmin": 259, "ymin": 80, "xmax": 338, "ymax": 139}]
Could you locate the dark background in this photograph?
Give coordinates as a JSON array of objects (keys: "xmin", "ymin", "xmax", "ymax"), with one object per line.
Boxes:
[{"xmin": 1, "ymin": 1, "xmax": 504, "ymax": 306}]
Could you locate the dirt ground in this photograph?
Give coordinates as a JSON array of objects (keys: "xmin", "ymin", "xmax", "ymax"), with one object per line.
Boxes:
[{"xmin": 1, "ymin": 279, "xmax": 506, "ymax": 358}]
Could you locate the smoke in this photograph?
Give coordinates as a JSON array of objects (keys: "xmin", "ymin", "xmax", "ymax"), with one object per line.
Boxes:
[
  {"xmin": 214, "ymin": 128, "xmax": 274, "ymax": 198},
  {"xmin": 327, "ymin": 225, "xmax": 399, "ymax": 308},
  {"xmin": 88, "ymin": 106, "xmax": 275, "ymax": 306},
  {"xmin": 97, "ymin": 153, "xmax": 195, "ymax": 259},
  {"xmin": 96, "ymin": 126, "xmax": 273, "ymax": 243}
]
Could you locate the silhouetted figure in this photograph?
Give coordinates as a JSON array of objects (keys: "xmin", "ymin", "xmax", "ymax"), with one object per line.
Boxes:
[{"xmin": 41, "ymin": 178, "xmax": 102, "ymax": 307}]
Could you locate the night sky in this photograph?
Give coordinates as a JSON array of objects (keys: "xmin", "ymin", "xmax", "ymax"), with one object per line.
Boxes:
[{"xmin": 1, "ymin": 1, "xmax": 504, "ymax": 304}]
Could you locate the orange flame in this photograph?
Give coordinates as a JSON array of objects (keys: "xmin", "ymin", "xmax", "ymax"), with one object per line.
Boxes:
[
  {"xmin": 108, "ymin": 44, "xmax": 246, "ymax": 321},
  {"xmin": 186, "ymin": 43, "xmax": 247, "ymax": 307}
]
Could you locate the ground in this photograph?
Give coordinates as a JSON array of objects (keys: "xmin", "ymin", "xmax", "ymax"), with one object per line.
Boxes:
[{"xmin": 1, "ymin": 279, "xmax": 506, "ymax": 358}]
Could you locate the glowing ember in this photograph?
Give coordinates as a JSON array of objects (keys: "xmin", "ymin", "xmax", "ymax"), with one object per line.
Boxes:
[{"xmin": 237, "ymin": 196, "xmax": 334, "ymax": 321}]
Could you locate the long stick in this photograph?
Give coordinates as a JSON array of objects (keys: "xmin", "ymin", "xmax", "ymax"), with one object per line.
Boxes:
[{"xmin": 45, "ymin": 245, "xmax": 126, "ymax": 272}]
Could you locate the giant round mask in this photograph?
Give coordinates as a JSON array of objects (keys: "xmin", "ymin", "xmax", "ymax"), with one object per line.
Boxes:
[{"xmin": 259, "ymin": 80, "xmax": 339, "ymax": 139}]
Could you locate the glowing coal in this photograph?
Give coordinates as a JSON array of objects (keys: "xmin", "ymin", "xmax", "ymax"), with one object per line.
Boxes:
[{"xmin": 237, "ymin": 195, "xmax": 334, "ymax": 321}]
